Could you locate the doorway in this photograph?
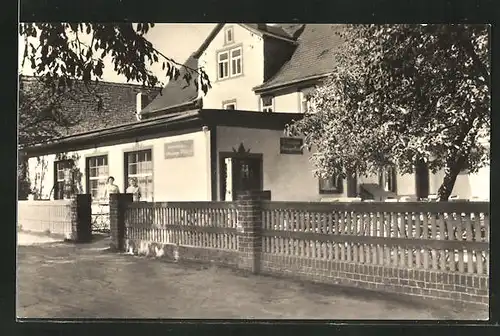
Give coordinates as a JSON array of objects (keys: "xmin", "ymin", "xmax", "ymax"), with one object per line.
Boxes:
[
  {"xmin": 219, "ymin": 153, "xmax": 263, "ymax": 201},
  {"xmin": 415, "ymin": 159, "xmax": 430, "ymax": 199}
]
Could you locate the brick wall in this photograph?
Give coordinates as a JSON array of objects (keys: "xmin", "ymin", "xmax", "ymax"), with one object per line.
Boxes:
[
  {"xmin": 260, "ymin": 254, "xmax": 489, "ymax": 307},
  {"xmin": 114, "ymin": 193, "xmax": 489, "ymax": 308}
]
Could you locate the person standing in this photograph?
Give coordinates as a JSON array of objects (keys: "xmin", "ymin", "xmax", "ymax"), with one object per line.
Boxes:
[
  {"xmin": 103, "ymin": 176, "xmax": 120, "ymax": 200},
  {"xmin": 126, "ymin": 177, "xmax": 142, "ymax": 202}
]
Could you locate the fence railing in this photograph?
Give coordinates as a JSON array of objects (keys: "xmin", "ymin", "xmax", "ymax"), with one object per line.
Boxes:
[
  {"xmin": 261, "ymin": 201, "xmax": 490, "ymax": 275},
  {"xmin": 124, "ymin": 201, "xmax": 239, "ymax": 251},
  {"xmin": 18, "ymin": 200, "xmax": 73, "ymax": 237}
]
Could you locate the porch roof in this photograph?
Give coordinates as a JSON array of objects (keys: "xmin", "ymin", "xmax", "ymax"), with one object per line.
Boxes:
[{"xmin": 22, "ymin": 109, "xmax": 304, "ymax": 156}]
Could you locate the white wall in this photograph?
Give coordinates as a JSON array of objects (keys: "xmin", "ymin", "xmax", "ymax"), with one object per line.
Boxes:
[
  {"xmin": 27, "ymin": 130, "xmax": 212, "ymax": 202},
  {"xmin": 217, "ymin": 126, "xmax": 324, "ymax": 201},
  {"xmin": 198, "ymin": 25, "xmax": 264, "ymax": 111},
  {"xmin": 274, "ymin": 91, "xmax": 301, "ymax": 113}
]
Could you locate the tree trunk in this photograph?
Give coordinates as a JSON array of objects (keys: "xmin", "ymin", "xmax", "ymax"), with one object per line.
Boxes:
[{"xmin": 437, "ymin": 156, "xmax": 466, "ymax": 202}]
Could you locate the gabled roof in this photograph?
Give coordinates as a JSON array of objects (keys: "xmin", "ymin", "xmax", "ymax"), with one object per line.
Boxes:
[
  {"xmin": 139, "ymin": 55, "xmax": 200, "ymax": 115},
  {"xmin": 254, "ymin": 24, "xmax": 346, "ymax": 93},
  {"xmin": 193, "ymin": 23, "xmax": 298, "ymax": 59}
]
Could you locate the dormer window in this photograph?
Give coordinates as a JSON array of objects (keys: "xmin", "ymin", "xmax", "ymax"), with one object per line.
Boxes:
[
  {"xmin": 222, "ymin": 99, "xmax": 237, "ymax": 110},
  {"xmin": 217, "ymin": 46, "xmax": 243, "ymax": 80},
  {"xmin": 224, "ymin": 26, "xmax": 234, "ymax": 44},
  {"xmin": 300, "ymin": 91, "xmax": 309, "ymax": 112},
  {"xmin": 261, "ymin": 96, "xmax": 274, "ymax": 112}
]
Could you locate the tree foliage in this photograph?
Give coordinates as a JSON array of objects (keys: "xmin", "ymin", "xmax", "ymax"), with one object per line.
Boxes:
[
  {"xmin": 18, "ymin": 23, "xmax": 212, "ymax": 198},
  {"xmin": 19, "ymin": 23, "xmax": 211, "ymax": 94},
  {"xmin": 287, "ymin": 24, "xmax": 490, "ymax": 201}
]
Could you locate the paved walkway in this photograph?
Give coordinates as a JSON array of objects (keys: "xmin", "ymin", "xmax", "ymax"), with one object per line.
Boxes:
[{"xmin": 16, "ymin": 233, "xmax": 487, "ymax": 320}]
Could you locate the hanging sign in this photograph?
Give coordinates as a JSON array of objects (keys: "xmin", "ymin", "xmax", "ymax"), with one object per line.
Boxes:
[
  {"xmin": 280, "ymin": 137, "xmax": 303, "ymax": 154},
  {"xmin": 164, "ymin": 140, "xmax": 194, "ymax": 159}
]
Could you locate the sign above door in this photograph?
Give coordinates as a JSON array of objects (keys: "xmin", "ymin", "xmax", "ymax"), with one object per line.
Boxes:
[{"xmin": 280, "ymin": 137, "xmax": 303, "ymax": 155}]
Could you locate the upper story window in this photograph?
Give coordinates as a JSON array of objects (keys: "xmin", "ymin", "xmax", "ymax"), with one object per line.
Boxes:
[
  {"xmin": 231, "ymin": 48, "xmax": 242, "ymax": 76},
  {"xmin": 217, "ymin": 46, "xmax": 242, "ymax": 80},
  {"xmin": 222, "ymin": 99, "xmax": 237, "ymax": 110},
  {"xmin": 224, "ymin": 26, "xmax": 234, "ymax": 45},
  {"xmin": 261, "ymin": 96, "xmax": 274, "ymax": 112}
]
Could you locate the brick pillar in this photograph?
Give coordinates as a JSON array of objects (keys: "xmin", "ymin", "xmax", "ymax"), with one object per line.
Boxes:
[
  {"xmin": 236, "ymin": 190, "xmax": 271, "ymax": 274},
  {"xmin": 70, "ymin": 194, "xmax": 92, "ymax": 243},
  {"xmin": 109, "ymin": 193, "xmax": 133, "ymax": 251}
]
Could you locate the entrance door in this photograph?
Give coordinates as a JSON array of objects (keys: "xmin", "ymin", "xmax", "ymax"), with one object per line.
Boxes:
[
  {"xmin": 347, "ymin": 172, "xmax": 358, "ymax": 198},
  {"xmin": 220, "ymin": 155, "xmax": 263, "ymax": 201},
  {"xmin": 415, "ymin": 159, "xmax": 430, "ymax": 199}
]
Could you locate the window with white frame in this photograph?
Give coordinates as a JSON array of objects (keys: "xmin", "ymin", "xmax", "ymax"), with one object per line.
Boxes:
[
  {"xmin": 261, "ymin": 96, "xmax": 274, "ymax": 112},
  {"xmin": 217, "ymin": 46, "xmax": 242, "ymax": 80},
  {"xmin": 54, "ymin": 159, "xmax": 73, "ymax": 200},
  {"xmin": 222, "ymin": 100, "xmax": 237, "ymax": 110},
  {"xmin": 230, "ymin": 48, "xmax": 242, "ymax": 76},
  {"xmin": 125, "ymin": 149, "xmax": 153, "ymax": 201},
  {"xmin": 224, "ymin": 26, "xmax": 234, "ymax": 44},
  {"xmin": 300, "ymin": 91, "xmax": 310, "ymax": 113},
  {"xmin": 86, "ymin": 155, "xmax": 108, "ymax": 201},
  {"xmin": 319, "ymin": 175, "xmax": 343, "ymax": 194},
  {"xmin": 378, "ymin": 165, "xmax": 397, "ymax": 193},
  {"xmin": 218, "ymin": 52, "xmax": 230, "ymax": 79}
]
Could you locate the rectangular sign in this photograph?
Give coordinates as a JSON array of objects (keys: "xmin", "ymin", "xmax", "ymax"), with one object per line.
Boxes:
[
  {"xmin": 280, "ymin": 137, "xmax": 303, "ymax": 154},
  {"xmin": 164, "ymin": 140, "xmax": 194, "ymax": 159}
]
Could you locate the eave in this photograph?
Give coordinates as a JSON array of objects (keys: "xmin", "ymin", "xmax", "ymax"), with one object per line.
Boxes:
[{"xmin": 22, "ymin": 109, "xmax": 305, "ymax": 157}]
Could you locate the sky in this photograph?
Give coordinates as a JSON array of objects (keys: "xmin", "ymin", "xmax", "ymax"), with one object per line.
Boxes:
[{"xmin": 18, "ymin": 23, "xmax": 216, "ymax": 84}]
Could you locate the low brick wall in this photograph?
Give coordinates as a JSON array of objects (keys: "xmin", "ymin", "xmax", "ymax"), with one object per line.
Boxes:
[
  {"xmin": 260, "ymin": 253, "xmax": 489, "ymax": 307},
  {"xmin": 112, "ymin": 192, "xmax": 489, "ymax": 309},
  {"xmin": 124, "ymin": 239, "xmax": 240, "ymax": 268}
]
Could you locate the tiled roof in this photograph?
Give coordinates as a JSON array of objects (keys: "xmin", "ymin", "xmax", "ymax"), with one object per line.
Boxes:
[
  {"xmin": 254, "ymin": 24, "xmax": 346, "ymax": 92},
  {"xmin": 263, "ymin": 24, "xmax": 305, "ymax": 39},
  {"xmin": 139, "ymin": 55, "xmax": 199, "ymax": 115},
  {"xmin": 20, "ymin": 75, "xmax": 161, "ymax": 137},
  {"xmin": 244, "ymin": 24, "xmax": 300, "ymax": 40}
]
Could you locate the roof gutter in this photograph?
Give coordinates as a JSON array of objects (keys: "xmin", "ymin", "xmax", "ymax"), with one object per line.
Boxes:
[
  {"xmin": 22, "ymin": 110, "xmax": 201, "ymax": 153},
  {"xmin": 253, "ymin": 73, "xmax": 331, "ymax": 94}
]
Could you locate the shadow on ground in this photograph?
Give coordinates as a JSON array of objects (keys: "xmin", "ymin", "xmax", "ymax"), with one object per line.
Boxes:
[{"xmin": 16, "ymin": 237, "xmax": 489, "ymax": 320}]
